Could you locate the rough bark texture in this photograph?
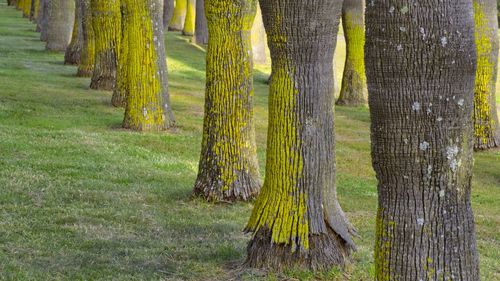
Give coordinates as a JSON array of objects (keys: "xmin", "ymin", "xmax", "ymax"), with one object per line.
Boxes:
[
  {"xmin": 64, "ymin": 0, "xmax": 84, "ymax": 65},
  {"xmin": 18, "ymin": 0, "xmax": 31, "ymax": 17},
  {"xmin": 45, "ymin": 0, "xmax": 75, "ymax": 51},
  {"xmin": 7, "ymin": 0, "xmax": 17, "ymax": 6},
  {"xmin": 163, "ymin": 0, "xmax": 174, "ymax": 29},
  {"xmin": 336, "ymin": 0, "xmax": 366, "ymax": 106},
  {"xmin": 112, "ymin": 0, "xmax": 128, "ymax": 108},
  {"xmin": 169, "ymin": 0, "xmax": 186, "ymax": 31},
  {"xmin": 36, "ymin": 0, "xmax": 46, "ymax": 33},
  {"xmin": 473, "ymin": 0, "xmax": 500, "ymax": 150},
  {"xmin": 251, "ymin": 6, "xmax": 267, "ymax": 64},
  {"xmin": 122, "ymin": 0, "xmax": 175, "ymax": 131},
  {"xmin": 365, "ymin": 1, "xmax": 480, "ymax": 280},
  {"xmin": 193, "ymin": 0, "xmax": 208, "ymax": 44},
  {"xmin": 89, "ymin": 0, "xmax": 120, "ymax": 90},
  {"xmin": 182, "ymin": 0, "xmax": 195, "ymax": 36},
  {"xmin": 29, "ymin": 0, "xmax": 39, "ymax": 21},
  {"xmin": 245, "ymin": 0, "xmax": 355, "ymax": 271},
  {"xmin": 77, "ymin": 0, "xmax": 94, "ymax": 77},
  {"xmin": 193, "ymin": 0, "xmax": 261, "ymax": 202}
]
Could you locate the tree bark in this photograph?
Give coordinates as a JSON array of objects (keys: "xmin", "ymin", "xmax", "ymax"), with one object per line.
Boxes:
[
  {"xmin": 36, "ymin": 0, "xmax": 46, "ymax": 33},
  {"xmin": 168, "ymin": 0, "xmax": 186, "ymax": 31},
  {"xmin": 245, "ymin": 0, "xmax": 355, "ymax": 271},
  {"xmin": 112, "ymin": 0, "xmax": 128, "ymax": 107},
  {"xmin": 64, "ymin": 0, "xmax": 84, "ymax": 65},
  {"xmin": 251, "ymin": 6, "xmax": 267, "ymax": 64},
  {"xmin": 19, "ymin": 0, "xmax": 31, "ymax": 17},
  {"xmin": 163, "ymin": 0, "xmax": 174, "ymax": 29},
  {"xmin": 45, "ymin": 0, "xmax": 75, "ymax": 51},
  {"xmin": 336, "ymin": 0, "xmax": 367, "ymax": 106},
  {"xmin": 473, "ymin": 0, "xmax": 500, "ymax": 150},
  {"xmin": 122, "ymin": 0, "xmax": 175, "ymax": 131},
  {"xmin": 89, "ymin": 0, "xmax": 120, "ymax": 91},
  {"xmin": 182, "ymin": 0, "xmax": 195, "ymax": 36},
  {"xmin": 193, "ymin": 0, "xmax": 261, "ymax": 202},
  {"xmin": 7, "ymin": 0, "xmax": 17, "ymax": 6},
  {"xmin": 30, "ymin": 0, "xmax": 39, "ymax": 22},
  {"xmin": 77, "ymin": 0, "xmax": 94, "ymax": 77},
  {"xmin": 193, "ymin": 0, "xmax": 207, "ymax": 45},
  {"xmin": 365, "ymin": 1, "xmax": 480, "ymax": 280}
]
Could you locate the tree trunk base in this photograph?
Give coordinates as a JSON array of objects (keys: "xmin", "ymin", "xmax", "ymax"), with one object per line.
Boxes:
[
  {"xmin": 90, "ymin": 78, "xmax": 115, "ymax": 91},
  {"xmin": 193, "ymin": 174, "xmax": 260, "ymax": 202},
  {"xmin": 474, "ymin": 135, "xmax": 500, "ymax": 150},
  {"xmin": 245, "ymin": 227, "xmax": 351, "ymax": 272},
  {"xmin": 335, "ymin": 96, "xmax": 365, "ymax": 107},
  {"xmin": 64, "ymin": 50, "xmax": 81, "ymax": 65}
]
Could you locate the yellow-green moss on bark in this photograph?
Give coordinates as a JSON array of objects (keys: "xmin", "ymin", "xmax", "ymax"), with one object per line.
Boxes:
[
  {"xmin": 77, "ymin": 0, "xmax": 94, "ymax": 77},
  {"xmin": 182, "ymin": 0, "xmax": 195, "ymax": 36},
  {"xmin": 169, "ymin": 0, "xmax": 187, "ymax": 31}
]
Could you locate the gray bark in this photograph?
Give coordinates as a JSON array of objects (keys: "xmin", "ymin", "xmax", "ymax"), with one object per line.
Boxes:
[
  {"xmin": 64, "ymin": 0, "xmax": 84, "ymax": 65},
  {"xmin": 46, "ymin": 0, "xmax": 75, "ymax": 51},
  {"xmin": 193, "ymin": 0, "xmax": 207, "ymax": 45},
  {"xmin": 365, "ymin": 0, "xmax": 480, "ymax": 280},
  {"xmin": 163, "ymin": 0, "xmax": 174, "ymax": 29}
]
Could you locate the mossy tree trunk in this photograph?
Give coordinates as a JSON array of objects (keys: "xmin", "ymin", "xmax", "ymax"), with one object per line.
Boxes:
[
  {"xmin": 64, "ymin": 0, "xmax": 84, "ymax": 65},
  {"xmin": 112, "ymin": 0, "xmax": 128, "ymax": 107},
  {"xmin": 245, "ymin": 0, "xmax": 356, "ymax": 271},
  {"xmin": 182, "ymin": 0, "xmax": 195, "ymax": 36},
  {"xmin": 336, "ymin": 0, "xmax": 367, "ymax": 106},
  {"xmin": 169, "ymin": 0, "xmax": 186, "ymax": 31},
  {"xmin": 29, "ymin": 0, "xmax": 40, "ymax": 22},
  {"xmin": 7, "ymin": 0, "xmax": 17, "ymax": 6},
  {"xmin": 89, "ymin": 0, "xmax": 120, "ymax": 91},
  {"xmin": 251, "ymin": 6, "xmax": 266, "ymax": 64},
  {"xmin": 19, "ymin": 0, "xmax": 31, "ymax": 17},
  {"xmin": 45, "ymin": 0, "xmax": 75, "ymax": 51},
  {"xmin": 77, "ymin": 0, "xmax": 94, "ymax": 77},
  {"xmin": 122, "ymin": 0, "xmax": 175, "ymax": 131},
  {"xmin": 365, "ymin": 0, "xmax": 480, "ymax": 280},
  {"xmin": 473, "ymin": 0, "xmax": 500, "ymax": 149},
  {"xmin": 193, "ymin": 0, "xmax": 261, "ymax": 202},
  {"xmin": 193, "ymin": 0, "xmax": 208, "ymax": 44},
  {"xmin": 163, "ymin": 0, "xmax": 174, "ymax": 29}
]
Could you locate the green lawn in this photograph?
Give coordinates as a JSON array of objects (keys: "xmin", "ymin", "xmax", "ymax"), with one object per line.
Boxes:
[{"xmin": 0, "ymin": 2, "xmax": 499, "ymax": 280}]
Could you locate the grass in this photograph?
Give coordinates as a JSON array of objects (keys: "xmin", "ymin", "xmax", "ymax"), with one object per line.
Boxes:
[{"xmin": 0, "ymin": 2, "xmax": 499, "ymax": 280}]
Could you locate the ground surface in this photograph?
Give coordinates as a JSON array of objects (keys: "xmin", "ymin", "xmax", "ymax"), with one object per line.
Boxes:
[{"xmin": 0, "ymin": 2, "xmax": 499, "ymax": 280}]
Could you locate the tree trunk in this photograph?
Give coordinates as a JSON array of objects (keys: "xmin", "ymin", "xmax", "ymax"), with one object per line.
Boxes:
[
  {"xmin": 36, "ymin": 0, "xmax": 46, "ymax": 33},
  {"xmin": 64, "ymin": 0, "xmax": 84, "ymax": 65},
  {"xmin": 365, "ymin": 1, "xmax": 480, "ymax": 280},
  {"xmin": 7, "ymin": 0, "xmax": 17, "ymax": 6},
  {"xmin": 112, "ymin": 0, "xmax": 128, "ymax": 107},
  {"xmin": 251, "ymin": 6, "xmax": 267, "ymax": 65},
  {"xmin": 473, "ymin": 0, "xmax": 500, "ymax": 150},
  {"xmin": 193, "ymin": 0, "xmax": 207, "ymax": 44},
  {"xmin": 163, "ymin": 0, "xmax": 174, "ymax": 29},
  {"xmin": 77, "ymin": 0, "xmax": 94, "ymax": 77},
  {"xmin": 182, "ymin": 0, "xmax": 195, "ymax": 36},
  {"xmin": 245, "ymin": 0, "xmax": 355, "ymax": 271},
  {"xmin": 193, "ymin": 0, "xmax": 261, "ymax": 202},
  {"xmin": 122, "ymin": 0, "xmax": 175, "ymax": 131},
  {"xmin": 45, "ymin": 0, "xmax": 75, "ymax": 51},
  {"xmin": 30, "ymin": 0, "xmax": 39, "ymax": 22},
  {"xmin": 19, "ymin": 0, "xmax": 31, "ymax": 17},
  {"xmin": 89, "ymin": 0, "xmax": 120, "ymax": 91},
  {"xmin": 336, "ymin": 0, "xmax": 367, "ymax": 106},
  {"xmin": 168, "ymin": 0, "xmax": 186, "ymax": 31}
]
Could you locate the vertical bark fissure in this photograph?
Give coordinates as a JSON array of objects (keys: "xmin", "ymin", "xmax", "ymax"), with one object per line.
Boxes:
[{"xmin": 366, "ymin": 1, "xmax": 480, "ymax": 280}]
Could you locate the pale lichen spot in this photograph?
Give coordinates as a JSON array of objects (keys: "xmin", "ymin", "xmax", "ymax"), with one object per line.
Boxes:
[
  {"xmin": 446, "ymin": 145, "xmax": 460, "ymax": 172},
  {"xmin": 439, "ymin": 190, "xmax": 445, "ymax": 197},
  {"xmin": 457, "ymin": 99, "xmax": 464, "ymax": 106},
  {"xmin": 419, "ymin": 141, "xmax": 430, "ymax": 151},
  {"xmin": 412, "ymin": 101, "xmax": 421, "ymax": 111},
  {"xmin": 400, "ymin": 6, "xmax": 409, "ymax": 14},
  {"xmin": 396, "ymin": 44, "xmax": 403, "ymax": 51},
  {"xmin": 389, "ymin": 6, "xmax": 395, "ymax": 14},
  {"xmin": 417, "ymin": 218, "xmax": 425, "ymax": 226},
  {"xmin": 437, "ymin": 117, "xmax": 443, "ymax": 122},
  {"xmin": 399, "ymin": 26, "xmax": 407, "ymax": 32},
  {"xmin": 440, "ymin": 36, "xmax": 448, "ymax": 47}
]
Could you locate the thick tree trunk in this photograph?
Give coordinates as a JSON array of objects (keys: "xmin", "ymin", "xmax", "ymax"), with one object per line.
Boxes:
[
  {"xmin": 168, "ymin": 0, "xmax": 186, "ymax": 31},
  {"xmin": 29, "ymin": 0, "xmax": 39, "ymax": 22},
  {"xmin": 163, "ymin": 0, "xmax": 174, "ymax": 29},
  {"xmin": 76, "ymin": 0, "xmax": 94, "ymax": 77},
  {"xmin": 473, "ymin": 0, "xmax": 500, "ymax": 150},
  {"xmin": 365, "ymin": 1, "xmax": 480, "ymax": 280},
  {"xmin": 193, "ymin": 0, "xmax": 207, "ymax": 44},
  {"xmin": 64, "ymin": 0, "xmax": 84, "ymax": 65},
  {"xmin": 245, "ymin": 0, "xmax": 355, "ymax": 271},
  {"xmin": 89, "ymin": 0, "xmax": 120, "ymax": 91},
  {"xmin": 193, "ymin": 0, "xmax": 261, "ymax": 202},
  {"xmin": 336, "ymin": 0, "xmax": 367, "ymax": 106},
  {"xmin": 36, "ymin": 0, "xmax": 46, "ymax": 33},
  {"xmin": 251, "ymin": 6, "xmax": 266, "ymax": 65},
  {"xmin": 122, "ymin": 0, "xmax": 175, "ymax": 131},
  {"xmin": 182, "ymin": 0, "xmax": 195, "ymax": 36},
  {"xmin": 45, "ymin": 0, "xmax": 75, "ymax": 51},
  {"xmin": 19, "ymin": 0, "xmax": 31, "ymax": 17},
  {"xmin": 112, "ymin": 0, "xmax": 128, "ymax": 107}
]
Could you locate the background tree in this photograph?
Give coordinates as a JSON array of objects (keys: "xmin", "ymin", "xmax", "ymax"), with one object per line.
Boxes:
[
  {"xmin": 245, "ymin": 0, "xmax": 356, "ymax": 270},
  {"xmin": 64, "ymin": 0, "xmax": 84, "ymax": 65},
  {"xmin": 169, "ymin": 0, "xmax": 186, "ymax": 31},
  {"xmin": 76, "ymin": 0, "xmax": 94, "ymax": 77},
  {"xmin": 35, "ymin": 0, "xmax": 46, "ymax": 32},
  {"xmin": 122, "ymin": 0, "xmax": 175, "ymax": 131},
  {"xmin": 29, "ymin": 0, "xmax": 40, "ymax": 22},
  {"xmin": 45, "ymin": 0, "xmax": 75, "ymax": 51},
  {"xmin": 365, "ymin": 0, "xmax": 480, "ymax": 280},
  {"xmin": 193, "ymin": 0, "xmax": 261, "ymax": 201},
  {"xmin": 193, "ymin": 0, "xmax": 208, "ymax": 45},
  {"xmin": 336, "ymin": 0, "xmax": 366, "ymax": 106},
  {"xmin": 473, "ymin": 0, "xmax": 500, "ymax": 149},
  {"xmin": 89, "ymin": 0, "xmax": 120, "ymax": 90},
  {"xmin": 112, "ymin": 0, "xmax": 128, "ymax": 107},
  {"xmin": 251, "ymin": 6, "xmax": 266, "ymax": 65},
  {"xmin": 163, "ymin": 0, "xmax": 174, "ymax": 29},
  {"xmin": 182, "ymin": 0, "xmax": 195, "ymax": 36}
]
